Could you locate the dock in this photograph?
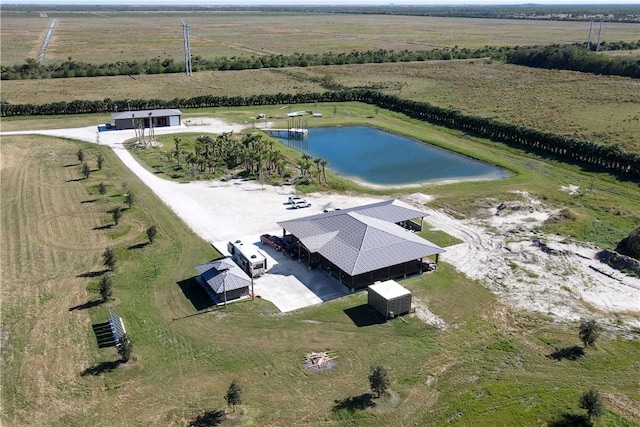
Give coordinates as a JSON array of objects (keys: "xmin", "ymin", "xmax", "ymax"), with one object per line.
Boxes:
[{"xmin": 264, "ymin": 128, "xmax": 308, "ymax": 139}]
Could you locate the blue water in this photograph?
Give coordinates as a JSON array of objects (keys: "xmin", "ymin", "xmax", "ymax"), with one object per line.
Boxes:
[
  {"xmin": 39, "ymin": 18, "xmax": 56, "ymax": 63},
  {"xmin": 283, "ymin": 126, "xmax": 507, "ymax": 186}
]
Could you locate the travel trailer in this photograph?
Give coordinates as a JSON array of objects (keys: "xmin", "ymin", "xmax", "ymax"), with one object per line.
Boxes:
[{"xmin": 227, "ymin": 240, "xmax": 267, "ymax": 278}]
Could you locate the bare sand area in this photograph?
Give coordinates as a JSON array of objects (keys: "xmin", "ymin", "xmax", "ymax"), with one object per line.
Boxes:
[{"xmin": 3, "ymin": 119, "xmax": 638, "ymax": 330}]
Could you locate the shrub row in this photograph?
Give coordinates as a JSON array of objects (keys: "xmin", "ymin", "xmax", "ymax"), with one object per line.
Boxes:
[
  {"xmin": 506, "ymin": 44, "xmax": 640, "ymax": 78},
  {"xmin": 1, "ymin": 47, "xmax": 507, "ymax": 80}
]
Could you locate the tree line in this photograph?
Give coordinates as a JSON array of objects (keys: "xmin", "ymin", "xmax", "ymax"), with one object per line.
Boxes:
[
  {"xmin": 4, "ymin": 41, "xmax": 638, "ymax": 81},
  {"xmin": 0, "ymin": 46, "xmax": 507, "ymax": 80},
  {"xmin": 6, "ymin": 4, "xmax": 639, "ymax": 23},
  {"xmin": 506, "ymin": 44, "xmax": 640, "ymax": 78},
  {"xmin": 2, "ymin": 89, "xmax": 638, "ymax": 178}
]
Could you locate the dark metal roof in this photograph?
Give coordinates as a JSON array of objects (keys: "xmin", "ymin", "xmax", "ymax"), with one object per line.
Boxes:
[
  {"xmin": 195, "ymin": 258, "xmax": 251, "ymax": 294},
  {"xmin": 302, "ymin": 199, "xmax": 428, "ymax": 224},
  {"xmin": 111, "ymin": 109, "xmax": 182, "ymax": 120},
  {"xmin": 277, "ymin": 200, "xmax": 444, "ymax": 276}
]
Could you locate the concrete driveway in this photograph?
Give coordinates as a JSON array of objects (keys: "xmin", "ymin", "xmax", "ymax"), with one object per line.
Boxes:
[{"xmin": 213, "ymin": 233, "xmax": 353, "ymax": 312}]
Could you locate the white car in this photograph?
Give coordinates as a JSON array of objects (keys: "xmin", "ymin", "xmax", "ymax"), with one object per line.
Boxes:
[{"xmin": 288, "ymin": 196, "xmax": 311, "ymax": 209}]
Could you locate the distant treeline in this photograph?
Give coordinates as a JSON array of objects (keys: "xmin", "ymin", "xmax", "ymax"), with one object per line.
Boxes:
[
  {"xmin": 0, "ymin": 47, "xmax": 506, "ymax": 80},
  {"xmin": 506, "ymin": 44, "xmax": 640, "ymax": 78},
  {"xmin": 4, "ymin": 4, "xmax": 639, "ymax": 23},
  {"xmin": 2, "ymin": 90, "xmax": 638, "ymax": 178},
  {"xmin": 3, "ymin": 42, "xmax": 640, "ymax": 81}
]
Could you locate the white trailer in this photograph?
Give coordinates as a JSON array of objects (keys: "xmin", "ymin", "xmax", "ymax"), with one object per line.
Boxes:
[{"xmin": 227, "ymin": 240, "xmax": 267, "ymax": 278}]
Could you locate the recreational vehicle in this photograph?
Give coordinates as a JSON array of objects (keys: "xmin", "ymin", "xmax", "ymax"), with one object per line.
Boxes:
[{"xmin": 227, "ymin": 240, "xmax": 267, "ymax": 278}]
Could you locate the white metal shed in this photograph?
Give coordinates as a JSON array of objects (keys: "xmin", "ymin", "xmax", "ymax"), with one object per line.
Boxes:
[{"xmin": 368, "ymin": 280, "xmax": 412, "ymax": 319}]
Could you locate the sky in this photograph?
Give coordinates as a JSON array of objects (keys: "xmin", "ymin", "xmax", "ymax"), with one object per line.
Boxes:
[{"xmin": 4, "ymin": 0, "xmax": 640, "ymax": 5}]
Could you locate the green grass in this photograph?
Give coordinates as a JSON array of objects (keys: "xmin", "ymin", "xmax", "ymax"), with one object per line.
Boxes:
[{"xmin": 2, "ymin": 106, "xmax": 640, "ymax": 424}]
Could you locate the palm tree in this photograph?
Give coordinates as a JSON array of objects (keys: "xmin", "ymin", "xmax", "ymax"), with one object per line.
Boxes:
[
  {"xmin": 314, "ymin": 157, "xmax": 322, "ymax": 184},
  {"xmin": 173, "ymin": 138, "xmax": 181, "ymax": 166},
  {"xmin": 320, "ymin": 159, "xmax": 328, "ymax": 183},
  {"xmin": 148, "ymin": 111, "xmax": 154, "ymax": 145}
]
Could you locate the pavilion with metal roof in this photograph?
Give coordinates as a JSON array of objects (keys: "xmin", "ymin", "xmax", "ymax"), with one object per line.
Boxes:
[
  {"xmin": 277, "ymin": 199, "xmax": 444, "ymax": 289},
  {"xmin": 195, "ymin": 257, "xmax": 251, "ymax": 304}
]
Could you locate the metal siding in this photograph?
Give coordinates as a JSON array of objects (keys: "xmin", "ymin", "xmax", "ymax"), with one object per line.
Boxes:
[{"xmin": 169, "ymin": 115, "xmax": 181, "ymax": 126}]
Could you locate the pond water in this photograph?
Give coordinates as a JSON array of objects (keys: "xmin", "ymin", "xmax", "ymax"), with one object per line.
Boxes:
[{"xmin": 282, "ymin": 126, "xmax": 507, "ymax": 187}]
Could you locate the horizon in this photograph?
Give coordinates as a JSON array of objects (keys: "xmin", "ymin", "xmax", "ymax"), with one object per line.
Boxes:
[{"xmin": 3, "ymin": 1, "xmax": 640, "ymax": 6}]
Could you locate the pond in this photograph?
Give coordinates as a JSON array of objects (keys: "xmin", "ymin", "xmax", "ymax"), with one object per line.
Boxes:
[{"xmin": 281, "ymin": 126, "xmax": 508, "ymax": 187}]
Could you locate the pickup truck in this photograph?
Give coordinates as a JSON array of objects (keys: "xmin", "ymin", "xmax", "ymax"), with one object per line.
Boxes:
[{"xmin": 260, "ymin": 234, "xmax": 285, "ymax": 251}]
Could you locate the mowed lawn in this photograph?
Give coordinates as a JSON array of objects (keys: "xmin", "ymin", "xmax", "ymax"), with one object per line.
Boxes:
[{"xmin": 2, "ymin": 127, "xmax": 639, "ymax": 426}]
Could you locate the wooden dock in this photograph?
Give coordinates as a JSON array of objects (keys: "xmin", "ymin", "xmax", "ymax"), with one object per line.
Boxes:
[{"xmin": 264, "ymin": 128, "xmax": 308, "ymax": 139}]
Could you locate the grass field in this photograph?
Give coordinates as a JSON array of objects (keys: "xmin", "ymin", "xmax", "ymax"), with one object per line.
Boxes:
[
  {"xmin": 2, "ymin": 12, "xmax": 639, "ymax": 65},
  {"xmin": 2, "ymin": 60, "xmax": 639, "ymax": 152},
  {"xmin": 2, "ymin": 9, "xmax": 640, "ymax": 426},
  {"xmin": 2, "ymin": 11, "xmax": 638, "ymax": 151},
  {"xmin": 2, "ymin": 130, "xmax": 639, "ymax": 426}
]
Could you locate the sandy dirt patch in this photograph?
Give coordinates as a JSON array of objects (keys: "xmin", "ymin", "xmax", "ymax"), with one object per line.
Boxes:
[
  {"xmin": 3, "ymin": 120, "xmax": 638, "ymax": 330},
  {"xmin": 407, "ymin": 191, "xmax": 640, "ymax": 331}
]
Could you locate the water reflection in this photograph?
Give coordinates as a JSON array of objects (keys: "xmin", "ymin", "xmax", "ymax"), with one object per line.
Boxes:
[{"xmin": 280, "ymin": 126, "xmax": 507, "ymax": 186}]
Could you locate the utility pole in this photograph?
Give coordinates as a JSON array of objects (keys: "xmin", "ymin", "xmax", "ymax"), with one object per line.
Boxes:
[
  {"xmin": 595, "ymin": 20, "xmax": 603, "ymax": 52},
  {"xmin": 182, "ymin": 22, "xmax": 192, "ymax": 76}
]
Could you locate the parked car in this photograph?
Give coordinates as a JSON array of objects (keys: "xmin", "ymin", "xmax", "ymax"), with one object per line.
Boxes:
[
  {"xmin": 260, "ymin": 234, "xmax": 285, "ymax": 251},
  {"xmin": 288, "ymin": 196, "xmax": 311, "ymax": 209}
]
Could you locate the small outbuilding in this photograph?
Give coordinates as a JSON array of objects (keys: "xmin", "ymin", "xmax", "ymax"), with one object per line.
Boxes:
[
  {"xmin": 368, "ymin": 280, "xmax": 412, "ymax": 319},
  {"xmin": 195, "ymin": 258, "xmax": 251, "ymax": 304},
  {"xmin": 111, "ymin": 109, "xmax": 182, "ymax": 130}
]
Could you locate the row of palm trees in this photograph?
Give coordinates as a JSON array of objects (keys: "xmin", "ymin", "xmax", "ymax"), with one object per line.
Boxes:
[
  {"xmin": 3, "ymin": 89, "xmax": 638, "ymax": 178},
  {"xmin": 298, "ymin": 154, "xmax": 329, "ymax": 184}
]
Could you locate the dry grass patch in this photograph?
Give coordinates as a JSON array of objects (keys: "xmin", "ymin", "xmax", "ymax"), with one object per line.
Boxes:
[
  {"xmin": 3, "ymin": 12, "xmax": 640, "ymax": 65},
  {"xmin": 3, "ymin": 60, "xmax": 638, "ymax": 151}
]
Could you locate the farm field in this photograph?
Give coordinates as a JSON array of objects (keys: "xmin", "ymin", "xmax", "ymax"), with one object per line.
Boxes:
[
  {"xmin": 2, "ymin": 126, "xmax": 639, "ymax": 426},
  {"xmin": 2, "ymin": 12, "xmax": 640, "ymax": 65},
  {"xmin": 2, "ymin": 61, "xmax": 639, "ymax": 152}
]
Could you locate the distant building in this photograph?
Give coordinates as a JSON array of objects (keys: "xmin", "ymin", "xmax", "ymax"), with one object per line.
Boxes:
[
  {"xmin": 368, "ymin": 280, "xmax": 412, "ymax": 319},
  {"xmin": 111, "ymin": 109, "xmax": 182, "ymax": 130}
]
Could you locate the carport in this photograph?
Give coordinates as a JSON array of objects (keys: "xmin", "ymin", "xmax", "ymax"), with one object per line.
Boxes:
[{"xmin": 278, "ymin": 200, "xmax": 445, "ymax": 290}]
